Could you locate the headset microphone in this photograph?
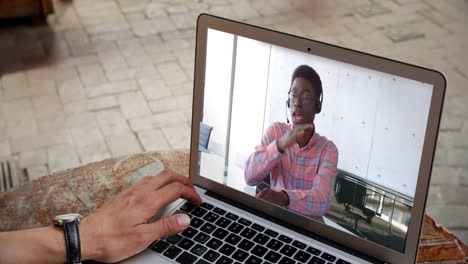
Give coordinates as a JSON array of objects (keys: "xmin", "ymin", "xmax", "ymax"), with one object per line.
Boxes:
[{"xmin": 285, "ymin": 100, "xmax": 290, "ymax": 123}]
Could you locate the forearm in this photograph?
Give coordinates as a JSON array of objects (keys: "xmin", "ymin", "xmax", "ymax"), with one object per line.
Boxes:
[
  {"xmin": 0, "ymin": 226, "xmax": 66, "ymax": 264},
  {"xmin": 244, "ymin": 141, "xmax": 282, "ymax": 186}
]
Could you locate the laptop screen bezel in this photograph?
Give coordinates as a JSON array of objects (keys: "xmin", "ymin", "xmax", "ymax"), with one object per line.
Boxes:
[{"xmin": 190, "ymin": 14, "xmax": 446, "ymax": 264}]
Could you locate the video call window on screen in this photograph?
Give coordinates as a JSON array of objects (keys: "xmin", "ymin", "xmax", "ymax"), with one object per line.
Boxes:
[{"xmin": 198, "ymin": 28, "xmax": 433, "ymax": 252}]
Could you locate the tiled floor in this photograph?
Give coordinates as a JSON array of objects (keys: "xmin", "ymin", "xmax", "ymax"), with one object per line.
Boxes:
[{"xmin": 0, "ymin": 0, "xmax": 467, "ymax": 243}]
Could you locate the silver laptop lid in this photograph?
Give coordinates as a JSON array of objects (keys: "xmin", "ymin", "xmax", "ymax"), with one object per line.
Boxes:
[{"xmin": 190, "ymin": 14, "xmax": 446, "ymax": 263}]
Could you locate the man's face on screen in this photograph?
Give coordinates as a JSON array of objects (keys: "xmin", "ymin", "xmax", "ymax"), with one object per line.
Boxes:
[{"xmin": 290, "ymin": 77, "xmax": 318, "ymax": 125}]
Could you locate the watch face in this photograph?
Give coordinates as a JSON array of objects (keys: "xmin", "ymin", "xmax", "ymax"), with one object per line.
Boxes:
[{"xmin": 54, "ymin": 213, "xmax": 83, "ymax": 223}]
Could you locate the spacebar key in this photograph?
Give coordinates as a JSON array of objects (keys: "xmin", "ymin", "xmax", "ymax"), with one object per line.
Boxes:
[{"xmin": 176, "ymin": 252, "xmax": 198, "ymax": 264}]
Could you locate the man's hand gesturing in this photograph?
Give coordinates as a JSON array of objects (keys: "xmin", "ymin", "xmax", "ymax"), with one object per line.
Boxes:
[
  {"xmin": 80, "ymin": 170, "xmax": 202, "ymax": 263},
  {"xmin": 277, "ymin": 123, "xmax": 314, "ymax": 152}
]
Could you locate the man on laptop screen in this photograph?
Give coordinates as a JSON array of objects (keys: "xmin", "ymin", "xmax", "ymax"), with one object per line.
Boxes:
[{"xmin": 244, "ymin": 65, "xmax": 339, "ymax": 217}]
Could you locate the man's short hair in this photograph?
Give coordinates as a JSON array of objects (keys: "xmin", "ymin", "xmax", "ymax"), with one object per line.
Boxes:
[{"xmin": 290, "ymin": 65, "xmax": 322, "ymax": 97}]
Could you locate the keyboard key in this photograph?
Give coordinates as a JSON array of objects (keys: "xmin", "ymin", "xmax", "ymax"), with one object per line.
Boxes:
[
  {"xmin": 193, "ymin": 207, "xmax": 208, "ymax": 217},
  {"xmin": 245, "ymin": 255, "xmax": 262, "ymax": 264},
  {"xmin": 216, "ymin": 255, "xmax": 234, "ymax": 264},
  {"xmin": 226, "ymin": 213, "xmax": 239, "ymax": 221},
  {"xmin": 240, "ymin": 228, "xmax": 257, "ymax": 239},
  {"xmin": 309, "ymin": 256, "xmax": 325, "ymax": 264},
  {"xmin": 278, "ymin": 256, "xmax": 295, "ymax": 264},
  {"xmin": 251, "ymin": 245, "xmax": 268, "ymax": 257},
  {"xmin": 216, "ymin": 217, "xmax": 232, "ymax": 228},
  {"xmin": 265, "ymin": 229, "xmax": 279, "ymax": 237},
  {"xmin": 253, "ymin": 233, "xmax": 270, "ymax": 245},
  {"xmin": 182, "ymin": 227, "xmax": 198, "ymax": 238},
  {"xmin": 280, "ymin": 245, "xmax": 297, "ymax": 257},
  {"xmin": 265, "ymin": 250, "xmax": 282, "ymax": 262},
  {"xmin": 321, "ymin": 252, "xmax": 336, "ymax": 262},
  {"xmin": 306, "ymin": 246, "xmax": 321, "ymax": 256},
  {"xmin": 251, "ymin": 223, "xmax": 265, "ymax": 232},
  {"xmin": 278, "ymin": 235, "xmax": 292, "ymax": 243},
  {"xmin": 206, "ymin": 238, "xmax": 223, "ymax": 250},
  {"xmin": 176, "ymin": 251, "xmax": 197, "ymax": 264},
  {"xmin": 178, "ymin": 238, "xmax": 195, "ymax": 250},
  {"xmin": 266, "ymin": 239, "xmax": 284, "ymax": 251},
  {"xmin": 191, "ymin": 244, "xmax": 208, "ymax": 256},
  {"xmin": 238, "ymin": 239, "xmax": 255, "ymax": 251},
  {"xmin": 293, "ymin": 250, "xmax": 311, "ymax": 262},
  {"xmin": 220, "ymin": 243, "xmax": 236, "ymax": 256},
  {"xmin": 228, "ymin": 223, "xmax": 244, "ymax": 233},
  {"xmin": 151, "ymin": 240, "xmax": 169, "ymax": 253},
  {"xmin": 194, "ymin": 232, "xmax": 210, "ymax": 244},
  {"xmin": 204, "ymin": 212, "xmax": 220, "ymax": 222},
  {"xmin": 196, "ymin": 259, "xmax": 210, "ymax": 264},
  {"xmin": 225, "ymin": 233, "xmax": 242, "ymax": 245},
  {"xmin": 201, "ymin": 202, "xmax": 214, "ymax": 210},
  {"xmin": 337, "ymin": 259, "xmax": 351, "ymax": 264},
  {"xmin": 213, "ymin": 228, "xmax": 229, "ymax": 239},
  {"xmin": 201, "ymin": 223, "xmax": 216, "ymax": 234},
  {"xmin": 214, "ymin": 207, "xmax": 226, "ymax": 215},
  {"xmin": 203, "ymin": 250, "xmax": 221, "ymax": 262},
  {"xmin": 239, "ymin": 218, "xmax": 252, "ymax": 226},
  {"xmin": 232, "ymin": 249, "xmax": 250, "ymax": 262},
  {"xmin": 292, "ymin": 240, "xmax": 306, "ymax": 250},
  {"xmin": 191, "ymin": 217, "xmax": 205, "ymax": 228},
  {"xmin": 180, "ymin": 202, "xmax": 196, "ymax": 212},
  {"xmin": 163, "ymin": 246, "xmax": 182, "ymax": 259},
  {"xmin": 167, "ymin": 234, "xmax": 183, "ymax": 244}
]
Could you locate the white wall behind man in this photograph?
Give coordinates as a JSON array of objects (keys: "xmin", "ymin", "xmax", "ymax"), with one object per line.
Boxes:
[
  {"xmin": 203, "ymin": 29, "xmax": 234, "ymax": 158},
  {"xmin": 228, "ymin": 36, "xmax": 271, "ymax": 169}
]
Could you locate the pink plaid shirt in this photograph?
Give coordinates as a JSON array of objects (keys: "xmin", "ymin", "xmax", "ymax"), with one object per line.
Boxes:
[{"xmin": 245, "ymin": 122, "xmax": 339, "ymax": 216}]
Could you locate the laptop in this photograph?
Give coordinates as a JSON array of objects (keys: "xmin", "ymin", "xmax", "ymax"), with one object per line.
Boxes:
[{"xmin": 123, "ymin": 14, "xmax": 446, "ymax": 264}]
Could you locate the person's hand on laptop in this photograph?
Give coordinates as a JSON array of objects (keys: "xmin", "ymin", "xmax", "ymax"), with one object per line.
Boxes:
[
  {"xmin": 0, "ymin": 170, "xmax": 202, "ymax": 263},
  {"xmin": 80, "ymin": 170, "xmax": 202, "ymax": 263}
]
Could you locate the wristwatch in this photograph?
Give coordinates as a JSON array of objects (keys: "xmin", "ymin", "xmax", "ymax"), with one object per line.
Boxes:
[{"xmin": 54, "ymin": 213, "xmax": 84, "ymax": 264}]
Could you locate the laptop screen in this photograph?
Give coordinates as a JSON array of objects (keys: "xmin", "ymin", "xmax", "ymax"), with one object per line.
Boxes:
[{"xmin": 198, "ymin": 28, "xmax": 433, "ymax": 253}]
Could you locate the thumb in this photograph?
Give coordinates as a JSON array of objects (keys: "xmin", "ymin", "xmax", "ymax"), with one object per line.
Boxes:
[{"xmin": 148, "ymin": 214, "xmax": 191, "ymax": 239}]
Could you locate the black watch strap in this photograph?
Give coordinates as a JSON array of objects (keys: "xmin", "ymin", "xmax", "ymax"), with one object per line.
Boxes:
[{"xmin": 63, "ymin": 220, "xmax": 81, "ymax": 264}]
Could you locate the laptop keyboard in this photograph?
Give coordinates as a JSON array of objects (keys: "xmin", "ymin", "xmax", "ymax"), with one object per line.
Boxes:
[{"xmin": 151, "ymin": 202, "xmax": 352, "ymax": 264}]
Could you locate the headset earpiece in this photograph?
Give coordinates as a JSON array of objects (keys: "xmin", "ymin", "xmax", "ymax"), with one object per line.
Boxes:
[{"xmin": 316, "ymin": 90, "xmax": 323, "ymax": 114}]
